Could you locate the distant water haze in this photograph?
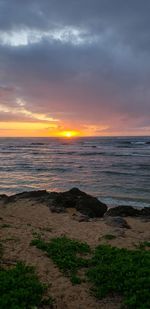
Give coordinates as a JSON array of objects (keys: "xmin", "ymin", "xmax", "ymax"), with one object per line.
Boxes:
[{"xmin": 0, "ymin": 136, "xmax": 150, "ymax": 208}]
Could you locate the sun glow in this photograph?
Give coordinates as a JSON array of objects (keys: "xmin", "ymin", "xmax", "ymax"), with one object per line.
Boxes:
[{"xmin": 60, "ymin": 130, "xmax": 79, "ymax": 138}]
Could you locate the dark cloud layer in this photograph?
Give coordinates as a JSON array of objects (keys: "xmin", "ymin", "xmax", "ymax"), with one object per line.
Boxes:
[{"xmin": 0, "ymin": 0, "xmax": 150, "ymax": 135}]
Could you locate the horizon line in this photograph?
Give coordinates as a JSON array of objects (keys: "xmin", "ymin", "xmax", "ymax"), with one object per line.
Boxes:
[{"xmin": 0, "ymin": 135, "xmax": 149, "ymax": 138}]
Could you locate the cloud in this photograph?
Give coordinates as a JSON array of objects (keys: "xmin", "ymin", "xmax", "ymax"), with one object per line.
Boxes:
[{"xmin": 0, "ymin": 0, "xmax": 150, "ymax": 135}]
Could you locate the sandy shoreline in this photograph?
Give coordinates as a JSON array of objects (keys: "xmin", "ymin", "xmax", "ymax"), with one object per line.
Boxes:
[{"xmin": 0, "ymin": 192, "xmax": 150, "ymax": 309}]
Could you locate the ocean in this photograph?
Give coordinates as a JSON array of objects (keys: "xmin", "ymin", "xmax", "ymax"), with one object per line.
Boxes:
[{"xmin": 0, "ymin": 136, "xmax": 150, "ymax": 208}]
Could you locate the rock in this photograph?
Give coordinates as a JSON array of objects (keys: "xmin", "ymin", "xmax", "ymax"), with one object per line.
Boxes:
[
  {"xmin": 106, "ymin": 206, "xmax": 141, "ymax": 217},
  {"xmin": 0, "ymin": 194, "xmax": 8, "ymax": 203},
  {"xmin": 72, "ymin": 213, "xmax": 89, "ymax": 222},
  {"xmin": 50, "ymin": 205, "xmax": 66, "ymax": 213},
  {"xmin": 105, "ymin": 216, "xmax": 130, "ymax": 229},
  {"xmin": 106, "ymin": 206, "xmax": 150, "ymax": 218},
  {"xmin": 5, "ymin": 190, "xmax": 50, "ymax": 203},
  {"xmin": 52, "ymin": 188, "xmax": 107, "ymax": 218},
  {"xmin": 66, "ymin": 187, "xmax": 87, "ymax": 197},
  {"xmin": 52, "ymin": 193, "xmax": 77, "ymax": 208},
  {"xmin": 140, "ymin": 207, "xmax": 150, "ymax": 217},
  {"xmin": 76, "ymin": 197, "xmax": 107, "ymax": 218}
]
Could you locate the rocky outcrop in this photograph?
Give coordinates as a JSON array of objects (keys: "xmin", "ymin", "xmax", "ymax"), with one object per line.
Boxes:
[
  {"xmin": 50, "ymin": 188, "xmax": 107, "ymax": 218},
  {"xmin": 75, "ymin": 196, "xmax": 107, "ymax": 218},
  {"xmin": 140, "ymin": 207, "xmax": 150, "ymax": 217},
  {"xmin": 106, "ymin": 206, "xmax": 140, "ymax": 217},
  {"xmin": 1, "ymin": 188, "xmax": 149, "ymax": 220},
  {"xmin": 1, "ymin": 188, "xmax": 107, "ymax": 218},
  {"xmin": 2, "ymin": 190, "xmax": 50, "ymax": 204},
  {"xmin": 106, "ymin": 206, "xmax": 150, "ymax": 218}
]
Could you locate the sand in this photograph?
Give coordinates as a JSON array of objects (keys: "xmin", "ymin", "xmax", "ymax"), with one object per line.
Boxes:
[{"xmin": 0, "ymin": 198, "xmax": 150, "ymax": 309}]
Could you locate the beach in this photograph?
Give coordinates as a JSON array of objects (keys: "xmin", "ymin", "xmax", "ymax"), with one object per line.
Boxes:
[{"xmin": 0, "ymin": 189, "xmax": 150, "ymax": 309}]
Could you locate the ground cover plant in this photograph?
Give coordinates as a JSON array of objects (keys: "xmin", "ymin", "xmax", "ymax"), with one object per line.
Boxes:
[
  {"xmin": 87, "ymin": 244, "xmax": 150, "ymax": 309},
  {"xmin": 31, "ymin": 236, "xmax": 91, "ymax": 284},
  {"xmin": 32, "ymin": 236, "xmax": 150, "ymax": 309},
  {"xmin": 136, "ymin": 241, "xmax": 150, "ymax": 250},
  {"xmin": 0, "ymin": 263, "xmax": 48, "ymax": 309},
  {"xmin": 0, "ymin": 243, "xmax": 53, "ymax": 309}
]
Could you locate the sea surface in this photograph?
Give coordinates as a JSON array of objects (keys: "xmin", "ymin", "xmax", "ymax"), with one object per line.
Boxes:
[{"xmin": 0, "ymin": 136, "xmax": 150, "ymax": 208}]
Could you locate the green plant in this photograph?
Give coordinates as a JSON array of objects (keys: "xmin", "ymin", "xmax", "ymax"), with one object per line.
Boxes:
[
  {"xmin": 87, "ymin": 244, "xmax": 150, "ymax": 308},
  {"xmin": 136, "ymin": 241, "xmax": 150, "ymax": 250},
  {"xmin": 0, "ymin": 262, "xmax": 51, "ymax": 309},
  {"xmin": 31, "ymin": 236, "xmax": 90, "ymax": 284},
  {"xmin": 31, "ymin": 236, "xmax": 150, "ymax": 307}
]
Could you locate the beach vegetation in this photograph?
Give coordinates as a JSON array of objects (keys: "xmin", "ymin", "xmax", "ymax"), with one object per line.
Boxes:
[
  {"xmin": 0, "ymin": 262, "xmax": 52, "ymax": 309},
  {"xmin": 135, "ymin": 241, "xmax": 150, "ymax": 250},
  {"xmin": 31, "ymin": 236, "xmax": 91, "ymax": 284},
  {"xmin": 32, "ymin": 236, "xmax": 150, "ymax": 308},
  {"xmin": 87, "ymin": 244, "xmax": 150, "ymax": 308}
]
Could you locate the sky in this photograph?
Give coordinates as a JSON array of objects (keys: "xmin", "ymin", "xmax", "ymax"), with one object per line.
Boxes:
[{"xmin": 0, "ymin": 0, "xmax": 150, "ymax": 137}]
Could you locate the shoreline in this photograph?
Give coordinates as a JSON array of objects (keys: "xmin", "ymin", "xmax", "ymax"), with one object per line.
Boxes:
[
  {"xmin": 1, "ymin": 183, "xmax": 150, "ymax": 209},
  {"xmin": 1, "ymin": 187, "xmax": 150, "ymax": 212}
]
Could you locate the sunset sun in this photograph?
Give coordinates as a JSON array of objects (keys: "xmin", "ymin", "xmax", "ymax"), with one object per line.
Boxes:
[
  {"xmin": 60, "ymin": 130, "xmax": 79, "ymax": 138},
  {"xmin": 64, "ymin": 131, "xmax": 72, "ymax": 138}
]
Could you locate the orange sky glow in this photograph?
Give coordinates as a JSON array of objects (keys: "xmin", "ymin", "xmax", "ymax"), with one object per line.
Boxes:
[{"xmin": 0, "ymin": 120, "xmax": 149, "ymax": 137}]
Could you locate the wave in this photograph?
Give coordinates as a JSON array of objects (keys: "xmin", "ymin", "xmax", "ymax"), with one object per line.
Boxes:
[
  {"xmin": 45, "ymin": 167, "xmax": 73, "ymax": 173},
  {"xmin": 100, "ymin": 196, "xmax": 150, "ymax": 208},
  {"xmin": 131, "ymin": 141, "xmax": 149, "ymax": 145},
  {"xmin": 104, "ymin": 170, "xmax": 136, "ymax": 176},
  {"xmin": 57, "ymin": 151, "xmax": 77, "ymax": 155},
  {"xmin": 119, "ymin": 140, "xmax": 150, "ymax": 146},
  {"xmin": 80, "ymin": 152, "xmax": 105, "ymax": 156},
  {"xmin": 137, "ymin": 164, "xmax": 150, "ymax": 170}
]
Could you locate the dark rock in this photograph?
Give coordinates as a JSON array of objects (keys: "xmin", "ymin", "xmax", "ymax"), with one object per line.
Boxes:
[
  {"xmin": 76, "ymin": 197, "xmax": 107, "ymax": 218},
  {"xmin": 140, "ymin": 207, "xmax": 150, "ymax": 217},
  {"xmin": 106, "ymin": 206, "xmax": 150, "ymax": 218},
  {"xmin": 52, "ymin": 193, "xmax": 76, "ymax": 208},
  {"xmin": 50, "ymin": 206, "xmax": 66, "ymax": 213},
  {"xmin": 105, "ymin": 216, "xmax": 130, "ymax": 229},
  {"xmin": 52, "ymin": 188, "xmax": 107, "ymax": 218},
  {"xmin": 66, "ymin": 187, "xmax": 87, "ymax": 197},
  {"xmin": 13, "ymin": 190, "xmax": 48, "ymax": 199},
  {"xmin": 5, "ymin": 190, "xmax": 50, "ymax": 203},
  {"xmin": 0, "ymin": 194, "xmax": 8, "ymax": 203},
  {"xmin": 106, "ymin": 206, "xmax": 141, "ymax": 217},
  {"xmin": 72, "ymin": 213, "xmax": 89, "ymax": 222}
]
